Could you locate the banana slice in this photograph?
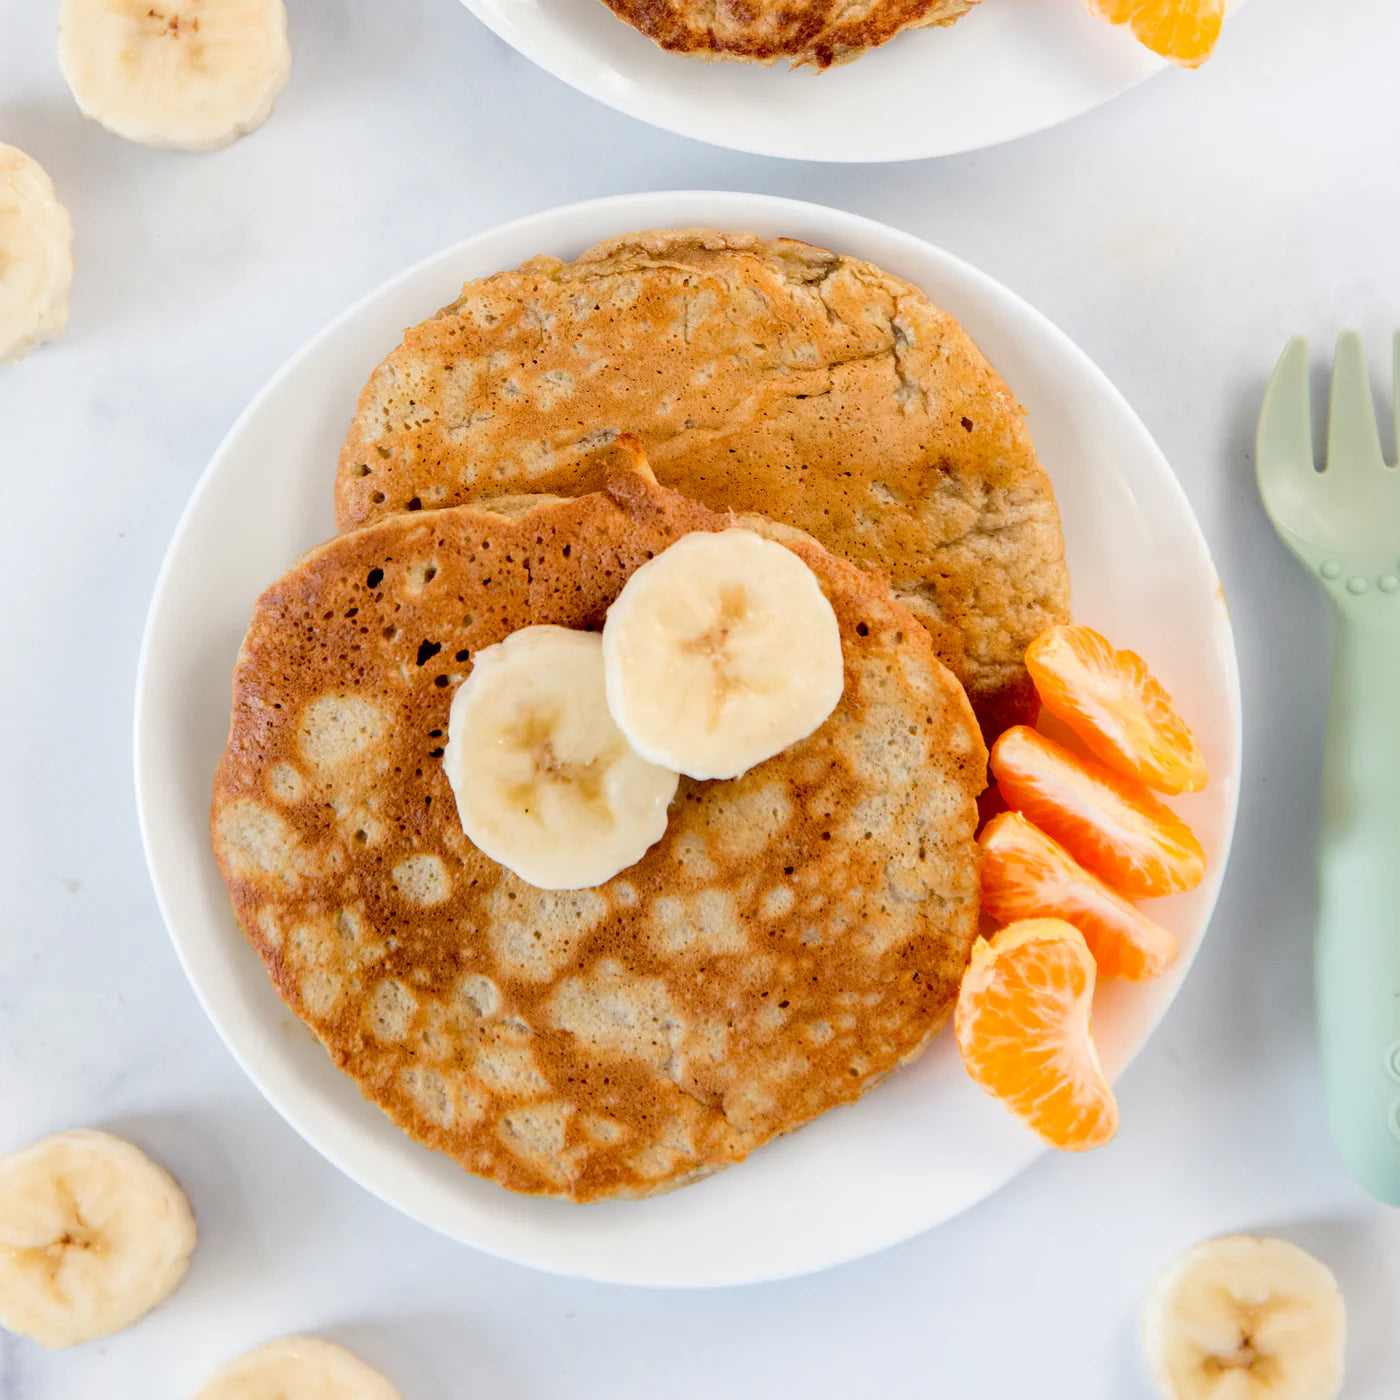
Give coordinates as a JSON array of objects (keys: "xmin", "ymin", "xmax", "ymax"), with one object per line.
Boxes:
[
  {"xmin": 195, "ymin": 1336, "xmax": 402, "ymax": 1399},
  {"xmin": 58, "ymin": 0, "xmax": 291, "ymax": 152},
  {"xmin": 602, "ymin": 528, "xmax": 844, "ymax": 780},
  {"xmin": 1143, "ymin": 1235, "xmax": 1346, "ymax": 1400},
  {"xmin": 0, "ymin": 1128, "xmax": 196, "ymax": 1349},
  {"xmin": 0, "ymin": 145, "xmax": 73, "ymax": 366},
  {"xmin": 444, "ymin": 624, "xmax": 679, "ymax": 890}
]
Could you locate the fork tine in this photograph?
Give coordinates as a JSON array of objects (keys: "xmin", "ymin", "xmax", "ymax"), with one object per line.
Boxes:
[
  {"xmin": 1326, "ymin": 330, "xmax": 1387, "ymax": 476},
  {"xmin": 1257, "ymin": 336, "xmax": 1313, "ymax": 505},
  {"xmin": 1394, "ymin": 329, "xmax": 1400, "ymax": 467}
]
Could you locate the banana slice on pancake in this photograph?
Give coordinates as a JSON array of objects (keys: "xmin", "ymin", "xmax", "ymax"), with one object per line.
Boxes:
[
  {"xmin": 444, "ymin": 625, "xmax": 679, "ymax": 890},
  {"xmin": 0, "ymin": 1129, "xmax": 196, "ymax": 1348},
  {"xmin": 0, "ymin": 146, "xmax": 73, "ymax": 366},
  {"xmin": 603, "ymin": 528, "xmax": 845, "ymax": 780},
  {"xmin": 58, "ymin": 0, "xmax": 291, "ymax": 152},
  {"xmin": 1142, "ymin": 1235, "xmax": 1346, "ymax": 1400},
  {"xmin": 195, "ymin": 1336, "xmax": 402, "ymax": 1399}
]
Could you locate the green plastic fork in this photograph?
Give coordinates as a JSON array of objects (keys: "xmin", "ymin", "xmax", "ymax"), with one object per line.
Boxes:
[{"xmin": 1257, "ymin": 331, "xmax": 1400, "ymax": 1206}]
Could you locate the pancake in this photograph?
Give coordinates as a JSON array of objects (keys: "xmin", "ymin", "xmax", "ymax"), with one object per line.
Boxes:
[
  {"xmin": 594, "ymin": 0, "xmax": 976, "ymax": 68},
  {"xmin": 336, "ymin": 228, "xmax": 1070, "ymax": 739},
  {"xmin": 211, "ymin": 467, "xmax": 986, "ymax": 1201}
]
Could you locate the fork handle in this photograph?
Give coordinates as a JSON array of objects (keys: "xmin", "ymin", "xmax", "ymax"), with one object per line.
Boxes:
[{"xmin": 1317, "ymin": 604, "xmax": 1400, "ymax": 1205}]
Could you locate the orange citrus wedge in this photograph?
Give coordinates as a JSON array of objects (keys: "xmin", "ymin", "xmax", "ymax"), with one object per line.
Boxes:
[
  {"xmin": 955, "ymin": 918, "xmax": 1118, "ymax": 1151},
  {"xmin": 980, "ymin": 811, "xmax": 1178, "ymax": 981},
  {"xmin": 1086, "ymin": 0, "xmax": 1224, "ymax": 69},
  {"xmin": 989, "ymin": 725, "xmax": 1206, "ymax": 899},
  {"xmin": 1026, "ymin": 625, "xmax": 1208, "ymax": 795}
]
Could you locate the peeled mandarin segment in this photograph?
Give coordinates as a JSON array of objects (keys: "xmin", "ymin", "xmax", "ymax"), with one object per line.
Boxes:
[
  {"xmin": 980, "ymin": 810, "xmax": 1178, "ymax": 982},
  {"xmin": 1086, "ymin": 0, "xmax": 1224, "ymax": 68},
  {"xmin": 1025, "ymin": 625, "xmax": 1208, "ymax": 795},
  {"xmin": 989, "ymin": 726, "xmax": 1206, "ymax": 900},
  {"xmin": 955, "ymin": 918, "xmax": 1118, "ymax": 1152}
]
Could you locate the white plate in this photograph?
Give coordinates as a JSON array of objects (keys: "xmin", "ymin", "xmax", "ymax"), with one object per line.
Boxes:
[
  {"xmin": 135, "ymin": 191, "xmax": 1240, "ymax": 1287},
  {"xmin": 458, "ymin": 0, "xmax": 1239, "ymax": 162}
]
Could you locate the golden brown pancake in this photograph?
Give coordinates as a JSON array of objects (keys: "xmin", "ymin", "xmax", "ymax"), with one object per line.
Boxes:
[
  {"xmin": 337, "ymin": 228, "xmax": 1069, "ymax": 739},
  {"xmin": 597, "ymin": 0, "xmax": 976, "ymax": 68},
  {"xmin": 211, "ymin": 469, "xmax": 986, "ymax": 1201}
]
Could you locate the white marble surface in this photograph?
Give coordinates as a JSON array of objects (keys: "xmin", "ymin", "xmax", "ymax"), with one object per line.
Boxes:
[{"xmin": 3, "ymin": 1, "xmax": 1400, "ymax": 1395}]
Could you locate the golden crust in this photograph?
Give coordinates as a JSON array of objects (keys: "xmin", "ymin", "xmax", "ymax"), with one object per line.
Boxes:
[
  {"xmin": 212, "ymin": 470, "xmax": 986, "ymax": 1201},
  {"xmin": 597, "ymin": 0, "xmax": 977, "ymax": 68},
  {"xmin": 337, "ymin": 228, "xmax": 1069, "ymax": 739}
]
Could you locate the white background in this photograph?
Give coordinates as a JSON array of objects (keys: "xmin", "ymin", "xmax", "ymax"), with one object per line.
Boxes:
[{"xmin": 3, "ymin": 0, "xmax": 1399, "ymax": 1395}]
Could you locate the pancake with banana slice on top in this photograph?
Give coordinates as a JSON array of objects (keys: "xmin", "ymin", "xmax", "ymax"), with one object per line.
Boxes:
[
  {"xmin": 211, "ymin": 461, "xmax": 986, "ymax": 1202},
  {"xmin": 336, "ymin": 228, "xmax": 1069, "ymax": 740}
]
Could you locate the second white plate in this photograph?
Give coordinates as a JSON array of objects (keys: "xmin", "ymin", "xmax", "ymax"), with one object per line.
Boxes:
[
  {"xmin": 136, "ymin": 191, "xmax": 1240, "ymax": 1286},
  {"xmin": 458, "ymin": 0, "xmax": 1236, "ymax": 162}
]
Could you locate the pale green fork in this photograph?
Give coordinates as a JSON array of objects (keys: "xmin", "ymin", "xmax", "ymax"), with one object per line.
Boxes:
[{"xmin": 1257, "ymin": 331, "xmax": 1400, "ymax": 1206}]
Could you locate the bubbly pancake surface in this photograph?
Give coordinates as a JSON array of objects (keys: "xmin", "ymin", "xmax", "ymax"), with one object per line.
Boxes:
[
  {"xmin": 337, "ymin": 228, "xmax": 1069, "ymax": 738},
  {"xmin": 594, "ymin": 0, "xmax": 976, "ymax": 68},
  {"xmin": 212, "ymin": 472, "xmax": 986, "ymax": 1201}
]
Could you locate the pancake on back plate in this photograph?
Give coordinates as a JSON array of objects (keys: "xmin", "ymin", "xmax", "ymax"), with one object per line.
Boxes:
[
  {"xmin": 596, "ymin": 0, "xmax": 977, "ymax": 68},
  {"xmin": 337, "ymin": 228, "xmax": 1069, "ymax": 740},
  {"xmin": 211, "ymin": 461, "xmax": 986, "ymax": 1201}
]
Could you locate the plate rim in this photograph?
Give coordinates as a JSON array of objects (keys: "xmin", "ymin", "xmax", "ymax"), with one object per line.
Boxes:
[{"xmin": 134, "ymin": 189, "xmax": 1242, "ymax": 1286}]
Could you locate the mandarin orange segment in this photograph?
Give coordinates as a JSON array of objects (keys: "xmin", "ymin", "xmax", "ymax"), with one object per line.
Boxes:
[
  {"xmin": 1087, "ymin": 0, "xmax": 1223, "ymax": 68},
  {"xmin": 1025, "ymin": 625, "xmax": 1208, "ymax": 795},
  {"xmin": 989, "ymin": 726, "xmax": 1205, "ymax": 899},
  {"xmin": 955, "ymin": 918, "xmax": 1118, "ymax": 1151},
  {"xmin": 980, "ymin": 811, "xmax": 1178, "ymax": 981}
]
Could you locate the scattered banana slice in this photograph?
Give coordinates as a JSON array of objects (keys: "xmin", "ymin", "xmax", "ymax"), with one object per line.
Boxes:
[
  {"xmin": 0, "ymin": 1129, "xmax": 196, "ymax": 1349},
  {"xmin": 195, "ymin": 1336, "xmax": 402, "ymax": 1400},
  {"xmin": 58, "ymin": 0, "xmax": 291, "ymax": 152},
  {"xmin": 444, "ymin": 625, "xmax": 679, "ymax": 890},
  {"xmin": 1142, "ymin": 1235, "xmax": 1346, "ymax": 1400},
  {"xmin": 603, "ymin": 528, "xmax": 845, "ymax": 780},
  {"xmin": 0, "ymin": 145, "xmax": 73, "ymax": 366}
]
